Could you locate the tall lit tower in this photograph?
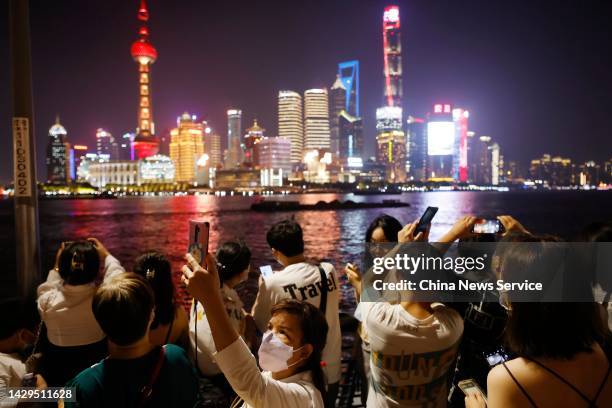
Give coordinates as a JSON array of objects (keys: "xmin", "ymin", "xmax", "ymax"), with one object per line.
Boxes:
[
  {"xmin": 304, "ymin": 89, "xmax": 331, "ymax": 151},
  {"xmin": 278, "ymin": 90, "xmax": 304, "ymax": 164},
  {"xmin": 382, "ymin": 5, "xmax": 402, "ymax": 107},
  {"xmin": 46, "ymin": 117, "xmax": 70, "ymax": 185},
  {"xmin": 131, "ymin": 0, "xmax": 159, "ymax": 160},
  {"xmin": 225, "ymin": 109, "xmax": 242, "ymax": 169},
  {"xmin": 329, "ymin": 76, "xmax": 346, "ymax": 157}
]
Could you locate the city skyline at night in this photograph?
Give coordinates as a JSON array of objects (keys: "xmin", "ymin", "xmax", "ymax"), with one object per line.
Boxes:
[{"xmin": 2, "ymin": 1, "xmax": 612, "ymax": 184}]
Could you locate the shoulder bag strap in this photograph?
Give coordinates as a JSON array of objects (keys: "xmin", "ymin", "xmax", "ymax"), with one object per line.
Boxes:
[
  {"xmin": 138, "ymin": 345, "xmax": 166, "ymax": 407},
  {"xmin": 318, "ymin": 265, "xmax": 329, "ymax": 316}
]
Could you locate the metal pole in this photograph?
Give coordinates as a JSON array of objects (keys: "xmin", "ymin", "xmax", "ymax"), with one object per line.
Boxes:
[{"xmin": 9, "ymin": 0, "xmax": 41, "ymax": 299}]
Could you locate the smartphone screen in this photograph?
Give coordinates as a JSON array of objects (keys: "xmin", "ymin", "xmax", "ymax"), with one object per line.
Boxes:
[
  {"xmin": 458, "ymin": 379, "xmax": 487, "ymax": 402},
  {"xmin": 415, "ymin": 206, "xmax": 439, "ymax": 233},
  {"xmin": 259, "ymin": 265, "xmax": 273, "ymax": 279},
  {"xmin": 484, "ymin": 348, "xmax": 510, "ymax": 366},
  {"xmin": 473, "ymin": 219, "xmax": 503, "ymax": 234},
  {"xmin": 188, "ymin": 220, "xmax": 210, "ymax": 266}
]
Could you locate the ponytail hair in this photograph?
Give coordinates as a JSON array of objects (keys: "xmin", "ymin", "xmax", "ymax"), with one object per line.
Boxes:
[
  {"xmin": 270, "ymin": 299, "xmax": 329, "ymax": 400},
  {"xmin": 133, "ymin": 251, "xmax": 175, "ymax": 329},
  {"xmin": 58, "ymin": 240, "xmax": 100, "ymax": 285},
  {"xmin": 216, "ymin": 241, "xmax": 251, "ymax": 285}
]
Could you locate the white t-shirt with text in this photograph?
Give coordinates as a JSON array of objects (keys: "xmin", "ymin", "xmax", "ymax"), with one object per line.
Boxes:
[{"xmin": 361, "ymin": 302, "xmax": 463, "ymax": 407}]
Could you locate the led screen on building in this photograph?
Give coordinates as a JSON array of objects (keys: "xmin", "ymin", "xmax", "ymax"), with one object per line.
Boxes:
[{"xmin": 427, "ymin": 121, "xmax": 455, "ymax": 156}]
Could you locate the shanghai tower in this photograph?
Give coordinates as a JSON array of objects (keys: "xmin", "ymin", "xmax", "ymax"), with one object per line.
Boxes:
[{"xmin": 382, "ymin": 5, "xmax": 402, "ymax": 107}]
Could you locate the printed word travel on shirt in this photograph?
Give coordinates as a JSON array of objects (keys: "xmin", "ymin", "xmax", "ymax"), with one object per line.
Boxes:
[{"xmin": 281, "ymin": 272, "xmax": 337, "ymax": 301}]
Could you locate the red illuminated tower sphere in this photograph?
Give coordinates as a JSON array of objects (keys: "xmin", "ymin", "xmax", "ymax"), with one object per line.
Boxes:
[{"xmin": 131, "ymin": 0, "xmax": 159, "ymax": 160}]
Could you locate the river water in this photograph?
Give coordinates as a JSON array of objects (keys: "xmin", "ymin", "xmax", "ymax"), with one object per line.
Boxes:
[{"xmin": 2, "ymin": 190, "xmax": 611, "ymax": 307}]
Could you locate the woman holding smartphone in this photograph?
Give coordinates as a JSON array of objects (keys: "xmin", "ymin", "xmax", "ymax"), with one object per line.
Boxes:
[
  {"xmin": 188, "ymin": 241, "xmax": 253, "ymax": 401},
  {"xmin": 182, "ymin": 252, "xmax": 329, "ymax": 408}
]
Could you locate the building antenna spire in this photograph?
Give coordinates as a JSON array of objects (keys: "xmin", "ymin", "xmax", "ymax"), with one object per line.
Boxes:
[{"xmin": 138, "ymin": 0, "xmax": 149, "ymax": 22}]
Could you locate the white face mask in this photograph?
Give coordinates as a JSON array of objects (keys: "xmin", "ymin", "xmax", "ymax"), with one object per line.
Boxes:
[{"xmin": 258, "ymin": 330, "xmax": 305, "ymax": 372}]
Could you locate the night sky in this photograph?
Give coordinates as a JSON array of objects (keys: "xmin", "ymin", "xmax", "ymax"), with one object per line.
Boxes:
[{"xmin": 1, "ymin": 0, "xmax": 612, "ymax": 184}]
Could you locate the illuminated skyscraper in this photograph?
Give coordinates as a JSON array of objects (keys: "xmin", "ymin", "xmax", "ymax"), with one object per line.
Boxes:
[
  {"xmin": 72, "ymin": 144, "xmax": 88, "ymax": 181},
  {"xmin": 329, "ymin": 76, "xmax": 346, "ymax": 157},
  {"xmin": 338, "ymin": 60, "xmax": 360, "ymax": 116},
  {"xmin": 278, "ymin": 90, "xmax": 304, "ymax": 164},
  {"xmin": 203, "ymin": 124, "xmax": 222, "ymax": 169},
  {"xmin": 256, "ymin": 136, "xmax": 292, "ymax": 175},
  {"xmin": 119, "ymin": 133, "xmax": 135, "ymax": 161},
  {"xmin": 338, "ymin": 111, "xmax": 363, "ymax": 163},
  {"xmin": 131, "ymin": 0, "xmax": 159, "ymax": 159},
  {"xmin": 304, "ymin": 88, "xmax": 331, "ymax": 151},
  {"xmin": 475, "ymin": 135, "xmax": 492, "ymax": 185},
  {"xmin": 382, "ymin": 5, "xmax": 402, "ymax": 108},
  {"xmin": 452, "ymin": 108, "xmax": 469, "ymax": 182},
  {"xmin": 406, "ymin": 116, "xmax": 427, "ymax": 181},
  {"xmin": 226, "ymin": 109, "xmax": 242, "ymax": 169},
  {"xmin": 169, "ymin": 112, "xmax": 204, "ymax": 183},
  {"xmin": 96, "ymin": 128, "xmax": 119, "ymax": 160},
  {"xmin": 427, "ymin": 104, "xmax": 455, "ymax": 181},
  {"xmin": 376, "ymin": 107, "xmax": 406, "ymax": 183},
  {"xmin": 376, "ymin": 6, "xmax": 404, "ymax": 182},
  {"xmin": 244, "ymin": 119, "xmax": 265, "ymax": 167},
  {"xmin": 46, "ymin": 117, "xmax": 70, "ymax": 185}
]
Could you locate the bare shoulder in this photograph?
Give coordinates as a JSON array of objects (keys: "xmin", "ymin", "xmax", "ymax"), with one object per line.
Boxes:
[{"xmin": 487, "ymin": 360, "xmax": 526, "ymax": 402}]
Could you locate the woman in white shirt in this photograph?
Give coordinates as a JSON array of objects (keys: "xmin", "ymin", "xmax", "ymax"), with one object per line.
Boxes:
[
  {"xmin": 182, "ymin": 252, "xmax": 328, "ymax": 408},
  {"xmin": 189, "ymin": 241, "xmax": 253, "ymax": 399},
  {"xmin": 37, "ymin": 238, "xmax": 125, "ymax": 385}
]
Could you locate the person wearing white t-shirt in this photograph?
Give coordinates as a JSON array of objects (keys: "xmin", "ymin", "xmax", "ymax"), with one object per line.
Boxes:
[
  {"xmin": 251, "ymin": 220, "xmax": 342, "ymax": 407},
  {"xmin": 182, "ymin": 252, "xmax": 329, "ymax": 408},
  {"xmin": 189, "ymin": 241, "xmax": 256, "ymax": 400},
  {"xmin": 346, "ymin": 220, "xmax": 466, "ymax": 407},
  {"xmin": 37, "ymin": 238, "xmax": 125, "ymax": 385}
]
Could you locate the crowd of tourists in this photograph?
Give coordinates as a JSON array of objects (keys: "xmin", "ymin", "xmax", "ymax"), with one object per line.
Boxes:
[{"xmin": 1, "ymin": 215, "xmax": 611, "ymax": 407}]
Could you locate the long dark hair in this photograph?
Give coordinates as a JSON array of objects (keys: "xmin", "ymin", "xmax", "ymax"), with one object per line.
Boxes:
[
  {"xmin": 216, "ymin": 241, "xmax": 251, "ymax": 285},
  {"xmin": 133, "ymin": 251, "xmax": 176, "ymax": 329},
  {"xmin": 270, "ymin": 299, "xmax": 329, "ymax": 400},
  {"xmin": 499, "ymin": 234, "xmax": 606, "ymax": 359},
  {"xmin": 365, "ymin": 214, "xmax": 403, "ymax": 243}
]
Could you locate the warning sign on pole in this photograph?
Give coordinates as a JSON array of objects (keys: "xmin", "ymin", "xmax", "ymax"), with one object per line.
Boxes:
[{"xmin": 13, "ymin": 117, "xmax": 32, "ymax": 197}]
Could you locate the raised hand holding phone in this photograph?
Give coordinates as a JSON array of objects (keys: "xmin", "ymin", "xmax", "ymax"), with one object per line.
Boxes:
[
  {"xmin": 182, "ymin": 252, "xmax": 219, "ymax": 301},
  {"xmin": 188, "ymin": 220, "xmax": 210, "ymax": 267},
  {"xmin": 415, "ymin": 206, "xmax": 438, "ymax": 234},
  {"xmin": 398, "ymin": 221, "xmax": 428, "ymax": 243}
]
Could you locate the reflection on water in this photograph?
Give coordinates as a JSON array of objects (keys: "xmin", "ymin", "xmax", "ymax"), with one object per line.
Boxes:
[{"xmin": 1, "ymin": 191, "xmax": 611, "ymax": 307}]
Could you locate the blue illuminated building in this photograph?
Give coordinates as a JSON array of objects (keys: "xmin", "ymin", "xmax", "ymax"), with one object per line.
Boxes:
[{"xmin": 338, "ymin": 60, "xmax": 360, "ymax": 117}]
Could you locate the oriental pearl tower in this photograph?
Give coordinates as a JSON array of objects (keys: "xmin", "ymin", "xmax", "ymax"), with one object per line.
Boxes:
[{"xmin": 131, "ymin": 0, "xmax": 159, "ymax": 159}]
